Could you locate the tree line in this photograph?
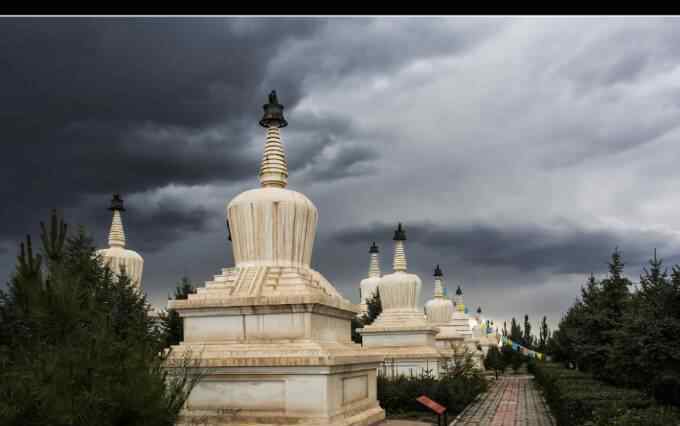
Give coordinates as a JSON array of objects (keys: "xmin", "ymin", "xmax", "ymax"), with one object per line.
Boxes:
[{"xmin": 548, "ymin": 249, "xmax": 680, "ymax": 407}]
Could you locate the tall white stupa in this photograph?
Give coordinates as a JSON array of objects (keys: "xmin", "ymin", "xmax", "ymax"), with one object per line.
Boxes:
[
  {"xmin": 359, "ymin": 242, "xmax": 381, "ymax": 315},
  {"xmin": 359, "ymin": 224, "xmax": 444, "ymax": 377},
  {"xmin": 167, "ymin": 91, "xmax": 385, "ymax": 426},
  {"xmin": 96, "ymin": 194, "xmax": 144, "ymax": 288}
]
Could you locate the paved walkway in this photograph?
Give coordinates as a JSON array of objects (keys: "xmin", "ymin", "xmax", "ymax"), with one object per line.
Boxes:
[{"xmin": 450, "ymin": 375, "xmax": 555, "ymax": 426}]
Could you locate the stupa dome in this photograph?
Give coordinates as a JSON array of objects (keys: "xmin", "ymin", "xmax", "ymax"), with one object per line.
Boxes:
[{"xmin": 228, "ymin": 187, "xmax": 317, "ymax": 268}]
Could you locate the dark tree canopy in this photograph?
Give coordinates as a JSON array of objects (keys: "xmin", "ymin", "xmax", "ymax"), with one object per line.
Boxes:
[
  {"xmin": 0, "ymin": 210, "xmax": 201, "ymax": 426},
  {"xmin": 161, "ymin": 276, "xmax": 196, "ymax": 348}
]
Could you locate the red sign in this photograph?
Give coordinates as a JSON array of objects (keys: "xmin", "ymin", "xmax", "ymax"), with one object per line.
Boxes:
[{"xmin": 416, "ymin": 395, "xmax": 446, "ymax": 415}]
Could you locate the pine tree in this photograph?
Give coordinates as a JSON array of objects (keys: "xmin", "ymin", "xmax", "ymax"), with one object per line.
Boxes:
[
  {"xmin": 522, "ymin": 314, "xmax": 534, "ymax": 349},
  {"xmin": 538, "ymin": 316, "xmax": 550, "ymax": 353},
  {"xmin": 608, "ymin": 251, "xmax": 680, "ymax": 403},
  {"xmin": 0, "ymin": 210, "xmax": 202, "ymax": 426},
  {"xmin": 510, "ymin": 317, "xmax": 523, "ymax": 343},
  {"xmin": 484, "ymin": 346, "xmax": 506, "ymax": 379},
  {"xmin": 351, "ymin": 289, "xmax": 382, "ymax": 344},
  {"xmin": 161, "ymin": 276, "xmax": 196, "ymax": 347},
  {"xmin": 363, "ymin": 288, "xmax": 382, "ymax": 325},
  {"xmin": 582, "ymin": 249, "xmax": 631, "ymax": 377}
]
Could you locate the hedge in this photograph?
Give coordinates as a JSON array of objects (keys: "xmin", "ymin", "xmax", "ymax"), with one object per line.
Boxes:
[
  {"xmin": 528, "ymin": 361, "xmax": 677, "ymax": 426},
  {"xmin": 377, "ymin": 372, "xmax": 487, "ymax": 418}
]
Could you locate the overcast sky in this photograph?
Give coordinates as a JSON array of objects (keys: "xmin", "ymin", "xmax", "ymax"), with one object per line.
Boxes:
[{"xmin": 2, "ymin": 16, "xmax": 680, "ymax": 330}]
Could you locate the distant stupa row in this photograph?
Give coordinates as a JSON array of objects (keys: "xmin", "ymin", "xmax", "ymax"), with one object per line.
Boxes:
[{"xmin": 356, "ymin": 225, "xmax": 498, "ymax": 375}]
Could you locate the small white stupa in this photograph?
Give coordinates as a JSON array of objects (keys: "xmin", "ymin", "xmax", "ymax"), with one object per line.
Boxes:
[
  {"xmin": 472, "ymin": 306, "xmax": 499, "ymax": 356},
  {"xmin": 450, "ymin": 285, "xmax": 474, "ymax": 340},
  {"xmin": 448, "ymin": 285, "xmax": 484, "ymax": 367},
  {"xmin": 425, "ymin": 265, "xmax": 464, "ymax": 348},
  {"xmin": 96, "ymin": 194, "xmax": 144, "ymax": 288},
  {"xmin": 359, "ymin": 223, "xmax": 443, "ymax": 377},
  {"xmin": 359, "ymin": 241, "xmax": 381, "ymax": 315},
  {"xmin": 425, "ymin": 265, "xmax": 454, "ymax": 323}
]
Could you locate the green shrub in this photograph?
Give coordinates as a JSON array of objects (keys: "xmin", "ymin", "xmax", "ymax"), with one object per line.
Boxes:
[
  {"xmin": 585, "ymin": 405, "xmax": 680, "ymax": 426},
  {"xmin": 377, "ymin": 368, "xmax": 487, "ymax": 419},
  {"xmin": 532, "ymin": 362, "xmax": 661, "ymax": 426}
]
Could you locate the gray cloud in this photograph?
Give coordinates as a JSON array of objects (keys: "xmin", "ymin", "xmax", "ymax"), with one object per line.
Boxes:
[
  {"xmin": 4, "ymin": 17, "xmax": 680, "ymax": 330},
  {"xmin": 334, "ymin": 221, "xmax": 679, "ymax": 275}
]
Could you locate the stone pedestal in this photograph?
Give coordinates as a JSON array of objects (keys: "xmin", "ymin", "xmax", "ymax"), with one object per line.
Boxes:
[
  {"xmin": 359, "ymin": 310, "xmax": 445, "ymax": 378},
  {"xmin": 169, "ymin": 282, "xmax": 385, "ymax": 426}
]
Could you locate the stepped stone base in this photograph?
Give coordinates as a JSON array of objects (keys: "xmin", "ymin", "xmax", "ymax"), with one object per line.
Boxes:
[
  {"xmin": 358, "ymin": 309, "xmax": 446, "ymax": 378},
  {"xmin": 168, "ymin": 266, "xmax": 385, "ymax": 426}
]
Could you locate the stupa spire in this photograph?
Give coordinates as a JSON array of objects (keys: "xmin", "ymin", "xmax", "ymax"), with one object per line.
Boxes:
[
  {"xmin": 433, "ymin": 264, "xmax": 444, "ymax": 298},
  {"xmin": 107, "ymin": 194, "xmax": 126, "ymax": 248},
  {"xmin": 258, "ymin": 90, "xmax": 289, "ymax": 188},
  {"xmin": 368, "ymin": 241, "xmax": 381, "ymax": 278},
  {"xmin": 392, "ymin": 223, "xmax": 407, "ymax": 272}
]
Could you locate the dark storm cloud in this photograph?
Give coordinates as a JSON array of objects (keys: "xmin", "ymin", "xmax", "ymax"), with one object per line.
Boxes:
[
  {"xmin": 334, "ymin": 221, "xmax": 675, "ymax": 275},
  {"xmin": 0, "ymin": 18, "xmax": 326, "ymax": 243},
  {"xmin": 272, "ymin": 17, "xmax": 506, "ymax": 84},
  {"xmin": 88, "ymin": 195, "xmax": 212, "ymax": 253}
]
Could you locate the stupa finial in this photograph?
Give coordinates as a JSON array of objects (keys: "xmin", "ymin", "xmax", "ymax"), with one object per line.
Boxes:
[
  {"xmin": 393, "ymin": 222, "xmax": 406, "ymax": 241},
  {"xmin": 433, "ymin": 264, "xmax": 443, "ymax": 277},
  {"xmin": 258, "ymin": 90, "xmax": 289, "ymax": 188},
  {"xmin": 433, "ymin": 264, "xmax": 444, "ymax": 297},
  {"xmin": 392, "ymin": 223, "xmax": 407, "ymax": 271},
  {"xmin": 259, "ymin": 90, "xmax": 288, "ymax": 128},
  {"xmin": 109, "ymin": 193, "xmax": 125, "ymax": 211},
  {"xmin": 368, "ymin": 242, "xmax": 381, "ymax": 278},
  {"xmin": 107, "ymin": 194, "xmax": 126, "ymax": 248}
]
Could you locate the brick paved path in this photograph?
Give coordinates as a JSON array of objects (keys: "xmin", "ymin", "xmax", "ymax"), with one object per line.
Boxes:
[{"xmin": 450, "ymin": 375, "xmax": 555, "ymax": 426}]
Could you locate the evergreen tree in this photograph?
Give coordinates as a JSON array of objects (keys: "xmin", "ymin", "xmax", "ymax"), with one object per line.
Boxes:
[
  {"xmin": 609, "ymin": 251, "xmax": 680, "ymax": 404},
  {"xmin": 510, "ymin": 317, "xmax": 523, "ymax": 343},
  {"xmin": 484, "ymin": 346, "xmax": 506, "ymax": 379},
  {"xmin": 0, "ymin": 210, "xmax": 202, "ymax": 426},
  {"xmin": 351, "ymin": 316, "xmax": 364, "ymax": 344},
  {"xmin": 582, "ymin": 250, "xmax": 631, "ymax": 377},
  {"xmin": 538, "ymin": 316, "xmax": 550, "ymax": 353},
  {"xmin": 522, "ymin": 314, "xmax": 534, "ymax": 349},
  {"xmin": 350, "ymin": 289, "xmax": 382, "ymax": 344},
  {"xmin": 363, "ymin": 288, "xmax": 382, "ymax": 325},
  {"xmin": 161, "ymin": 276, "xmax": 196, "ymax": 347},
  {"xmin": 502, "ymin": 321, "xmax": 508, "ymax": 337}
]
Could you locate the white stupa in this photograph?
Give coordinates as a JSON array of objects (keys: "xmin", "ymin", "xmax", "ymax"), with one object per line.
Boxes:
[
  {"xmin": 425, "ymin": 265, "xmax": 465, "ymax": 348},
  {"xmin": 425, "ymin": 265, "xmax": 454, "ymax": 323},
  {"xmin": 472, "ymin": 306, "xmax": 499, "ymax": 356},
  {"xmin": 448, "ymin": 285, "xmax": 484, "ymax": 367},
  {"xmin": 450, "ymin": 285, "xmax": 474, "ymax": 340},
  {"xmin": 167, "ymin": 91, "xmax": 385, "ymax": 426},
  {"xmin": 359, "ymin": 242, "xmax": 381, "ymax": 315},
  {"xmin": 96, "ymin": 194, "xmax": 144, "ymax": 288},
  {"xmin": 359, "ymin": 223, "xmax": 443, "ymax": 377}
]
